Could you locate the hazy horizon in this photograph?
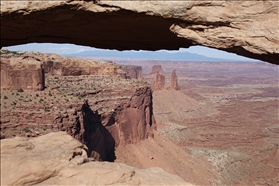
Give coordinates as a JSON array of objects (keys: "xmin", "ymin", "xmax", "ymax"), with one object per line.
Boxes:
[{"xmin": 5, "ymin": 43, "xmax": 260, "ymax": 62}]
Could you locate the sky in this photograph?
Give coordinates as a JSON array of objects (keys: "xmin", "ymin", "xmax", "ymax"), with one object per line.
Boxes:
[{"xmin": 6, "ymin": 43, "xmax": 256, "ymax": 61}]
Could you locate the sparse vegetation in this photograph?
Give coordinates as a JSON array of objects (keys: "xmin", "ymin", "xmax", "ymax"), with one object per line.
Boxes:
[
  {"xmin": 44, "ymin": 108, "xmax": 50, "ymax": 112},
  {"xmin": 17, "ymin": 88, "xmax": 24, "ymax": 92},
  {"xmin": 22, "ymin": 127, "xmax": 31, "ymax": 133}
]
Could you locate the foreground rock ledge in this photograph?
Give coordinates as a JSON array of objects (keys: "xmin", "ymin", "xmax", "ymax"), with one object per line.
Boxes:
[
  {"xmin": 1, "ymin": 1, "xmax": 278, "ymax": 64},
  {"xmin": 0, "ymin": 132, "xmax": 192, "ymax": 185}
]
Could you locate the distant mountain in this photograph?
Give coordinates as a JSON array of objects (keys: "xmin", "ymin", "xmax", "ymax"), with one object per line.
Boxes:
[{"xmin": 63, "ymin": 50, "xmax": 241, "ymax": 62}]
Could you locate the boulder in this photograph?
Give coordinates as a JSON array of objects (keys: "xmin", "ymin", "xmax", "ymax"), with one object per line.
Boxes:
[{"xmin": 0, "ymin": 132, "xmax": 192, "ymax": 186}]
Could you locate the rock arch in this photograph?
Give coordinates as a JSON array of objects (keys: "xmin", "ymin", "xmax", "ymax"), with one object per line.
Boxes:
[{"xmin": 1, "ymin": 1, "xmax": 278, "ymax": 64}]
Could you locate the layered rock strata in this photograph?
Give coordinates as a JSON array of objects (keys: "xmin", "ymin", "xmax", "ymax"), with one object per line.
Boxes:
[
  {"xmin": 166, "ymin": 69, "xmax": 180, "ymax": 90},
  {"xmin": 151, "ymin": 72, "xmax": 166, "ymax": 91},
  {"xmin": 0, "ymin": 51, "xmax": 126, "ymax": 91},
  {"xmin": 0, "ymin": 54, "xmax": 45, "ymax": 91},
  {"xmin": 120, "ymin": 65, "xmax": 142, "ymax": 79},
  {"xmin": 0, "ymin": 74, "xmax": 155, "ymax": 161}
]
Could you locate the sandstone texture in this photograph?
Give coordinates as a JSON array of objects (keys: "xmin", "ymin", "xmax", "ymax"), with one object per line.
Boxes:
[
  {"xmin": 0, "ymin": 132, "xmax": 192, "ymax": 186},
  {"xmin": 120, "ymin": 65, "xmax": 142, "ymax": 79},
  {"xmin": 37, "ymin": 52, "xmax": 125, "ymax": 77},
  {"xmin": 0, "ymin": 51, "xmax": 126, "ymax": 91},
  {"xmin": 0, "ymin": 54, "xmax": 155, "ymax": 161},
  {"xmin": 0, "ymin": 54, "xmax": 45, "ymax": 91},
  {"xmin": 166, "ymin": 69, "xmax": 180, "ymax": 90},
  {"xmin": 149, "ymin": 65, "xmax": 180, "ymax": 91},
  {"xmin": 1, "ymin": 1, "xmax": 278, "ymax": 64},
  {"xmin": 151, "ymin": 72, "xmax": 166, "ymax": 91},
  {"xmin": 151, "ymin": 65, "xmax": 167, "ymax": 76}
]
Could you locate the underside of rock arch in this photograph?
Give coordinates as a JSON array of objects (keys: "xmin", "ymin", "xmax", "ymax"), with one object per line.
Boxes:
[{"xmin": 1, "ymin": 1, "xmax": 278, "ymax": 64}]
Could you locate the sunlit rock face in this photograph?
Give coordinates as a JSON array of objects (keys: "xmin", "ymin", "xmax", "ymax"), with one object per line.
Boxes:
[
  {"xmin": 0, "ymin": 132, "xmax": 192, "ymax": 186},
  {"xmin": 0, "ymin": 55, "xmax": 45, "ymax": 91},
  {"xmin": 1, "ymin": 0, "xmax": 278, "ymax": 64}
]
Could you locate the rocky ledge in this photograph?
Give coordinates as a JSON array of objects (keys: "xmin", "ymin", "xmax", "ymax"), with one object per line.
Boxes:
[{"xmin": 0, "ymin": 132, "xmax": 192, "ymax": 185}]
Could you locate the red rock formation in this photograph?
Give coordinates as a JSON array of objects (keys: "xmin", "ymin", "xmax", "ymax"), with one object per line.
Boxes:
[
  {"xmin": 0, "ymin": 132, "xmax": 191, "ymax": 186},
  {"xmin": 103, "ymin": 87, "xmax": 156, "ymax": 146},
  {"xmin": 120, "ymin": 65, "xmax": 142, "ymax": 79},
  {"xmin": 0, "ymin": 55, "xmax": 45, "ymax": 91},
  {"xmin": 0, "ymin": 86, "xmax": 156, "ymax": 161},
  {"xmin": 151, "ymin": 73, "xmax": 165, "ymax": 91},
  {"xmin": 64, "ymin": 100, "xmax": 115, "ymax": 161},
  {"xmin": 166, "ymin": 69, "xmax": 180, "ymax": 90},
  {"xmin": 151, "ymin": 65, "xmax": 167, "ymax": 76},
  {"xmin": 42, "ymin": 56, "xmax": 125, "ymax": 77}
]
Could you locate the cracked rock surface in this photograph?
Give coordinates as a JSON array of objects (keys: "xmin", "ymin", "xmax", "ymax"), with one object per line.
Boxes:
[
  {"xmin": 1, "ymin": 0, "xmax": 278, "ymax": 64},
  {"xmin": 0, "ymin": 132, "xmax": 192, "ymax": 185}
]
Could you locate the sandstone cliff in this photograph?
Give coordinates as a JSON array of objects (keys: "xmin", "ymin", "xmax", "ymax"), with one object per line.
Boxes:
[
  {"xmin": 104, "ymin": 87, "xmax": 156, "ymax": 146},
  {"xmin": 146, "ymin": 64, "xmax": 167, "ymax": 79},
  {"xmin": 1, "ymin": 1, "xmax": 278, "ymax": 64},
  {"xmin": 166, "ymin": 69, "xmax": 180, "ymax": 90},
  {"xmin": 39, "ymin": 53, "xmax": 126, "ymax": 77},
  {"xmin": 0, "ymin": 51, "xmax": 127, "ymax": 91},
  {"xmin": 0, "ymin": 55, "xmax": 45, "ymax": 91},
  {"xmin": 0, "ymin": 132, "xmax": 192, "ymax": 185},
  {"xmin": 151, "ymin": 65, "xmax": 167, "ymax": 76},
  {"xmin": 120, "ymin": 65, "xmax": 142, "ymax": 79},
  {"xmin": 0, "ymin": 73, "xmax": 155, "ymax": 161},
  {"xmin": 151, "ymin": 72, "xmax": 166, "ymax": 91}
]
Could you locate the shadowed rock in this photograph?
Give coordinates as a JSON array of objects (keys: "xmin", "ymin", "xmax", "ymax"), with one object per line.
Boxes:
[
  {"xmin": 120, "ymin": 65, "xmax": 142, "ymax": 79},
  {"xmin": 1, "ymin": 1, "xmax": 278, "ymax": 64}
]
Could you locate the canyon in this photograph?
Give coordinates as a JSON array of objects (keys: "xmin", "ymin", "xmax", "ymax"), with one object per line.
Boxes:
[
  {"xmin": 1, "ymin": 49, "xmax": 278, "ymax": 185},
  {"xmin": 0, "ymin": 51, "xmax": 155, "ymax": 162},
  {"xmin": 117, "ymin": 60, "xmax": 279, "ymax": 185},
  {"xmin": 1, "ymin": 0, "xmax": 278, "ymax": 185}
]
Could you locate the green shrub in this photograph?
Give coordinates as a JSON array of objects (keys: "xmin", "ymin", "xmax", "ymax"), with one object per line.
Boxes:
[
  {"xmin": 17, "ymin": 88, "xmax": 24, "ymax": 92},
  {"xmin": 3, "ymin": 95, "xmax": 8, "ymax": 99},
  {"xmin": 22, "ymin": 127, "xmax": 31, "ymax": 133},
  {"xmin": 44, "ymin": 108, "xmax": 50, "ymax": 112}
]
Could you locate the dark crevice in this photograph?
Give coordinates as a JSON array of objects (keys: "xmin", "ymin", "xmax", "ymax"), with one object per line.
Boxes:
[{"xmin": 80, "ymin": 100, "xmax": 116, "ymax": 162}]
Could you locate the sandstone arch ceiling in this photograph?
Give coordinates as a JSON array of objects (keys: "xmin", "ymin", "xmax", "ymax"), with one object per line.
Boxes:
[{"xmin": 1, "ymin": 1, "xmax": 278, "ymax": 65}]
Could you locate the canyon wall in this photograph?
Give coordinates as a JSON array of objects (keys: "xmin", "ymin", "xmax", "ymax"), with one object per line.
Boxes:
[
  {"xmin": 1, "ymin": 85, "xmax": 156, "ymax": 161},
  {"xmin": 104, "ymin": 87, "xmax": 156, "ymax": 146},
  {"xmin": 1, "ymin": 1, "xmax": 278, "ymax": 64},
  {"xmin": 0, "ymin": 55, "xmax": 45, "ymax": 91},
  {"xmin": 120, "ymin": 65, "xmax": 142, "ymax": 79},
  {"xmin": 0, "ymin": 52, "xmax": 126, "ymax": 91}
]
